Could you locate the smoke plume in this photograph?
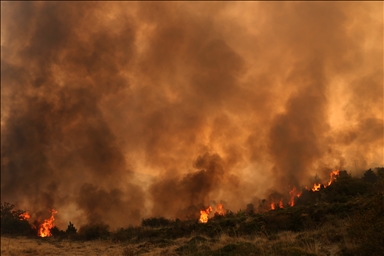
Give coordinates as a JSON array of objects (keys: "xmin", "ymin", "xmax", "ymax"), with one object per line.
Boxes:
[{"xmin": 1, "ymin": 2, "xmax": 383, "ymax": 228}]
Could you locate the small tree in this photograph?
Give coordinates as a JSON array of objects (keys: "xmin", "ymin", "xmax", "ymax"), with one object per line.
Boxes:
[{"xmin": 66, "ymin": 222, "xmax": 77, "ymax": 234}]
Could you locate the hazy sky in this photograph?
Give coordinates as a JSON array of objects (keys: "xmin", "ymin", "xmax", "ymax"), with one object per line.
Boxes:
[{"xmin": 1, "ymin": 2, "xmax": 383, "ymax": 229}]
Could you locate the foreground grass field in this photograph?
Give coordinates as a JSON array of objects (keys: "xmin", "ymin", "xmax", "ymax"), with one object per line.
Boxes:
[{"xmin": 0, "ymin": 221, "xmax": 353, "ymax": 256}]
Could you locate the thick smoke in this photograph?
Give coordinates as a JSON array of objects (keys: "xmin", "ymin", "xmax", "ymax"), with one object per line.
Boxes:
[{"xmin": 1, "ymin": 2, "xmax": 383, "ymax": 227}]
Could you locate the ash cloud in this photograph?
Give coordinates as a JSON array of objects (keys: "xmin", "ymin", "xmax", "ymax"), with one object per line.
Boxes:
[{"xmin": 1, "ymin": 2, "xmax": 382, "ymax": 227}]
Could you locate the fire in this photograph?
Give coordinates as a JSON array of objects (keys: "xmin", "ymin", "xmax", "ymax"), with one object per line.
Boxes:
[
  {"xmin": 270, "ymin": 198, "xmax": 283, "ymax": 210},
  {"xmin": 327, "ymin": 170, "xmax": 339, "ymax": 186},
  {"xmin": 19, "ymin": 212, "xmax": 30, "ymax": 220},
  {"xmin": 214, "ymin": 203, "xmax": 226, "ymax": 216},
  {"xmin": 311, "ymin": 170, "xmax": 340, "ymax": 192},
  {"xmin": 288, "ymin": 186, "xmax": 301, "ymax": 207},
  {"xmin": 38, "ymin": 209, "xmax": 58, "ymax": 237},
  {"xmin": 312, "ymin": 183, "xmax": 321, "ymax": 191},
  {"xmin": 198, "ymin": 206, "xmax": 212, "ymax": 223}
]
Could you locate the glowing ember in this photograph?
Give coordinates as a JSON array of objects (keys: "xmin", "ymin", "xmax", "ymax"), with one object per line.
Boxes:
[
  {"xmin": 19, "ymin": 212, "xmax": 30, "ymax": 220},
  {"xmin": 199, "ymin": 206, "xmax": 212, "ymax": 223},
  {"xmin": 214, "ymin": 203, "xmax": 226, "ymax": 216},
  {"xmin": 38, "ymin": 209, "xmax": 58, "ymax": 237}
]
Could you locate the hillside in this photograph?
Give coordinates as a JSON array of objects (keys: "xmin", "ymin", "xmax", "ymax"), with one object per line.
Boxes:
[{"xmin": 1, "ymin": 168, "xmax": 384, "ymax": 256}]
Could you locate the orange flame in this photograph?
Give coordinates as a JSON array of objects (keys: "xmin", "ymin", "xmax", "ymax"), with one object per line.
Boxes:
[
  {"xmin": 279, "ymin": 199, "xmax": 284, "ymax": 209},
  {"xmin": 327, "ymin": 170, "xmax": 339, "ymax": 186},
  {"xmin": 19, "ymin": 212, "xmax": 30, "ymax": 220},
  {"xmin": 214, "ymin": 203, "xmax": 226, "ymax": 216},
  {"xmin": 311, "ymin": 170, "xmax": 340, "ymax": 192},
  {"xmin": 38, "ymin": 209, "xmax": 58, "ymax": 237},
  {"xmin": 270, "ymin": 202, "xmax": 275, "ymax": 210},
  {"xmin": 289, "ymin": 186, "xmax": 301, "ymax": 206},
  {"xmin": 198, "ymin": 206, "xmax": 212, "ymax": 223},
  {"xmin": 312, "ymin": 183, "xmax": 321, "ymax": 191}
]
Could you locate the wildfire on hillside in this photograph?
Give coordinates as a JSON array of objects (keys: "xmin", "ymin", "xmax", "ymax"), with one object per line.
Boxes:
[
  {"xmin": 268, "ymin": 170, "xmax": 340, "ymax": 211},
  {"xmin": 38, "ymin": 209, "xmax": 58, "ymax": 237}
]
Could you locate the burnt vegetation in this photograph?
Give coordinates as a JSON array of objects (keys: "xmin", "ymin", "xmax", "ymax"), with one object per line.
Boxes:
[{"xmin": 1, "ymin": 167, "xmax": 383, "ymax": 255}]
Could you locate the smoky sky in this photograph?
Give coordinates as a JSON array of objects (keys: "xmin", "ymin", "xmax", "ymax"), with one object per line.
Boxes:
[{"xmin": 1, "ymin": 2, "xmax": 383, "ymax": 228}]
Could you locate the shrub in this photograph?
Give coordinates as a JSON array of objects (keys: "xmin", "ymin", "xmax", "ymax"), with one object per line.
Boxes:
[
  {"xmin": 347, "ymin": 194, "xmax": 384, "ymax": 256},
  {"xmin": 141, "ymin": 217, "xmax": 172, "ymax": 228},
  {"xmin": 0, "ymin": 202, "xmax": 33, "ymax": 236},
  {"xmin": 50, "ymin": 226, "xmax": 66, "ymax": 238},
  {"xmin": 79, "ymin": 223, "xmax": 110, "ymax": 240}
]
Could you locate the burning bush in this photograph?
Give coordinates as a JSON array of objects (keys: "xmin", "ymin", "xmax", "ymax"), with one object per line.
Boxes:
[{"xmin": 0, "ymin": 202, "xmax": 33, "ymax": 236}]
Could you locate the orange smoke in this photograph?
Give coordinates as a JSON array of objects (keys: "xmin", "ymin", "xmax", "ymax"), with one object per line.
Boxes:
[
  {"xmin": 38, "ymin": 209, "xmax": 58, "ymax": 237},
  {"xmin": 19, "ymin": 212, "xmax": 30, "ymax": 220},
  {"xmin": 199, "ymin": 206, "xmax": 212, "ymax": 223}
]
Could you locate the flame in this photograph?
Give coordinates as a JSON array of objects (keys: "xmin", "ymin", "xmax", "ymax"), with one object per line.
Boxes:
[
  {"xmin": 312, "ymin": 183, "xmax": 321, "ymax": 191},
  {"xmin": 270, "ymin": 202, "xmax": 275, "ymax": 210},
  {"xmin": 214, "ymin": 203, "xmax": 226, "ymax": 216},
  {"xmin": 19, "ymin": 212, "xmax": 30, "ymax": 220},
  {"xmin": 327, "ymin": 170, "xmax": 339, "ymax": 186},
  {"xmin": 198, "ymin": 206, "xmax": 212, "ymax": 223},
  {"xmin": 289, "ymin": 186, "xmax": 301, "ymax": 207},
  {"xmin": 311, "ymin": 170, "xmax": 340, "ymax": 192},
  {"xmin": 38, "ymin": 209, "xmax": 58, "ymax": 237},
  {"xmin": 279, "ymin": 199, "xmax": 284, "ymax": 208}
]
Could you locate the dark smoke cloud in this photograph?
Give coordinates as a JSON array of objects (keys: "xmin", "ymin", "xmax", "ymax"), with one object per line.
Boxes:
[
  {"xmin": 1, "ymin": 2, "xmax": 382, "ymax": 227},
  {"xmin": 150, "ymin": 153, "xmax": 226, "ymax": 219}
]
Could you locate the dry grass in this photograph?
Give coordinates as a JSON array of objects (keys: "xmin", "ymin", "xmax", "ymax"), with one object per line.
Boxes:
[
  {"xmin": 1, "ymin": 236, "xmax": 127, "ymax": 256},
  {"xmin": 1, "ymin": 223, "xmax": 349, "ymax": 256}
]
